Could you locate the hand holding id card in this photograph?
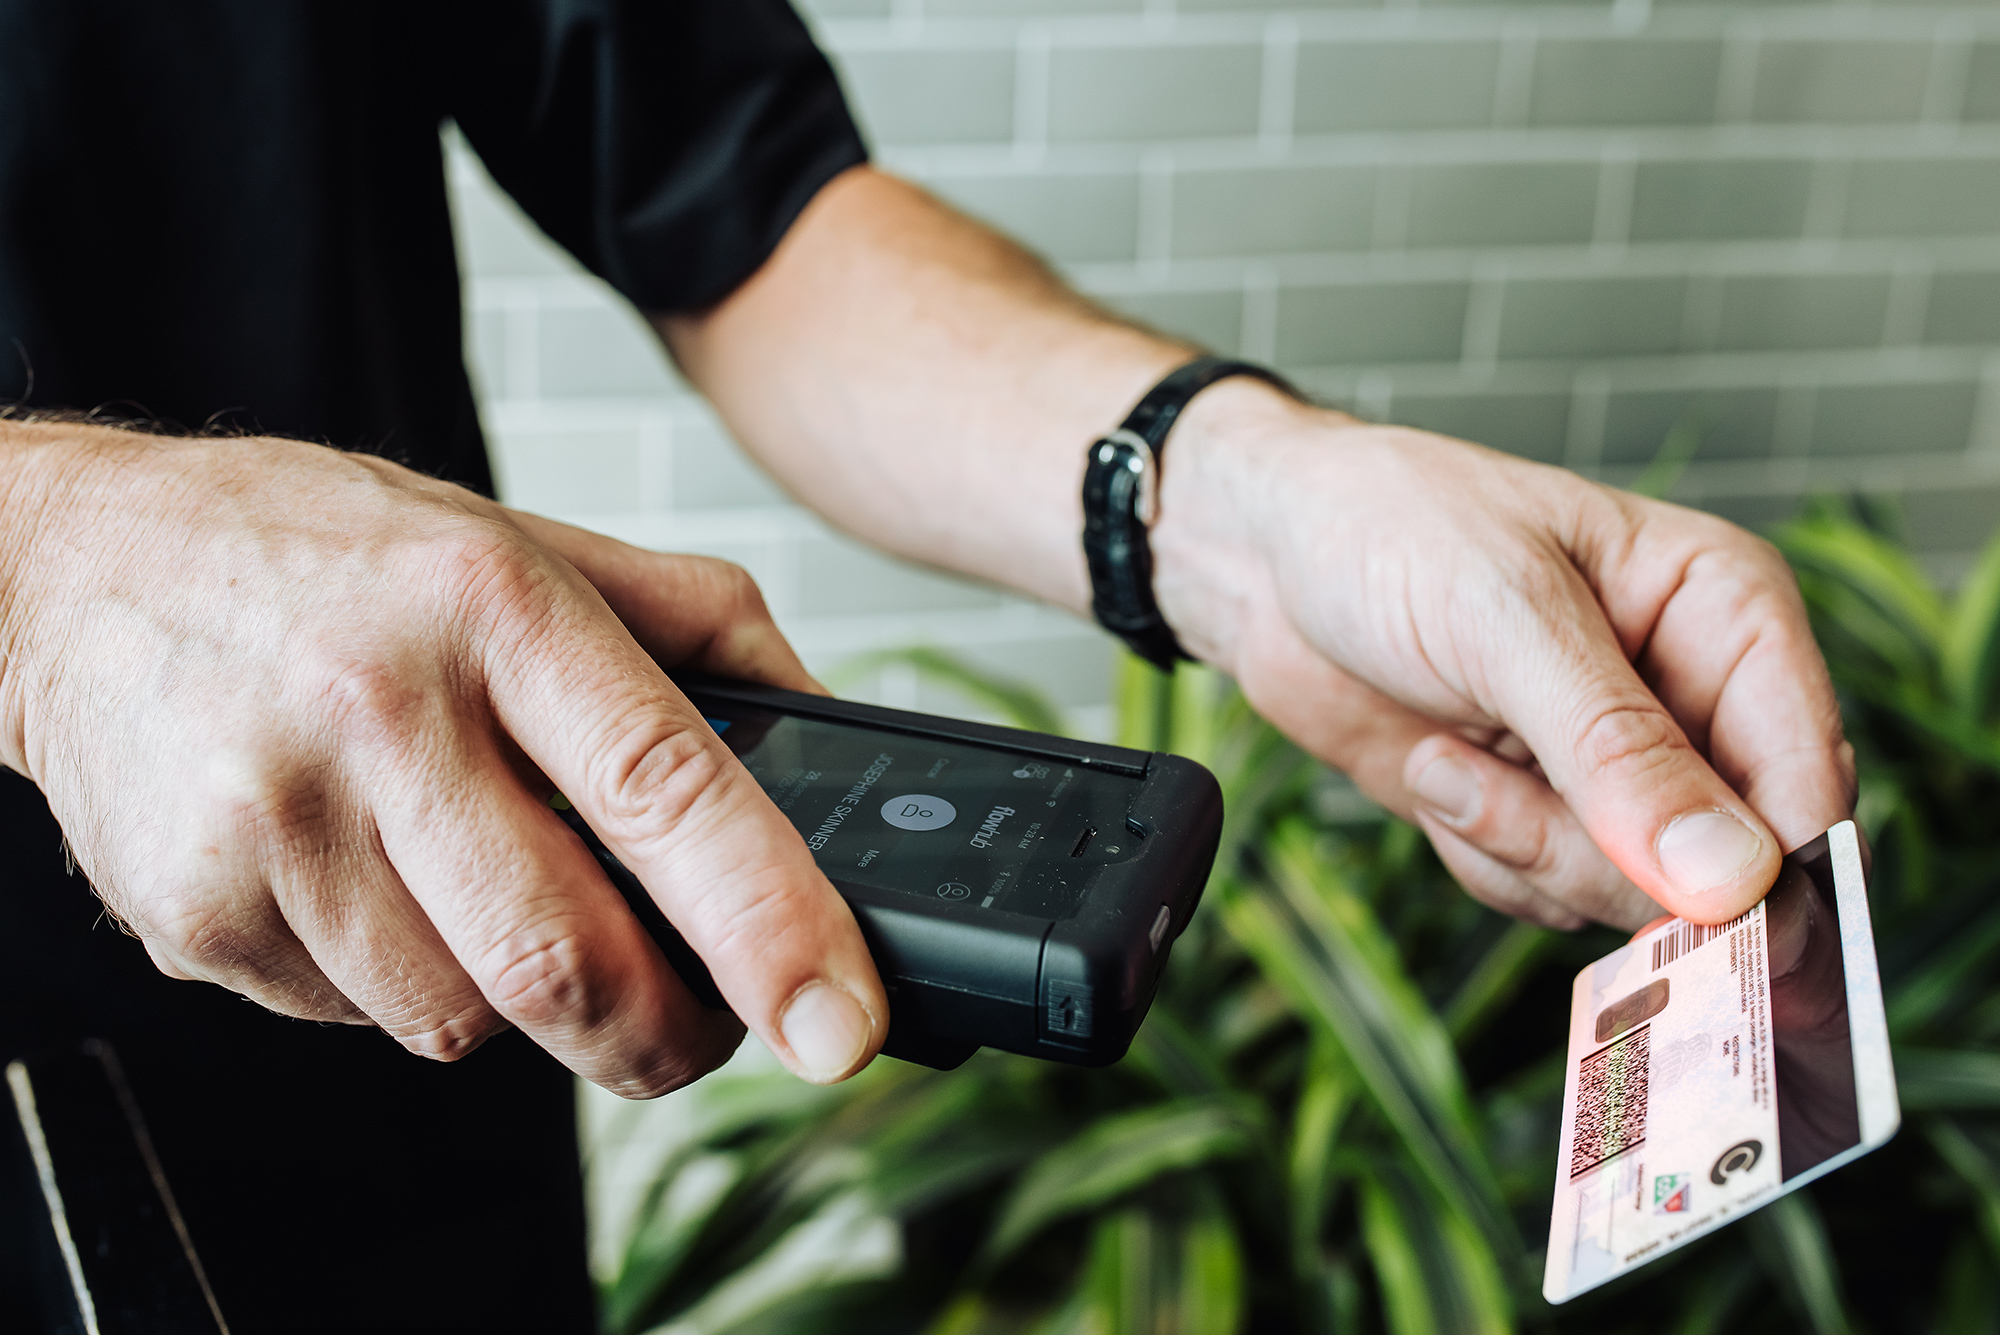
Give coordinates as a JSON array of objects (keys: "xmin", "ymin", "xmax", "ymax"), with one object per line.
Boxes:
[{"xmin": 1544, "ymin": 821, "xmax": 1898, "ymax": 1302}]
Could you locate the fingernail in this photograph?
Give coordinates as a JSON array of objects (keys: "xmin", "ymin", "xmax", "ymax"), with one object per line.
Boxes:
[
  {"xmin": 1412, "ymin": 754, "xmax": 1481, "ymax": 825},
  {"xmin": 1657, "ymin": 811, "xmax": 1763, "ymax": 897},
  {"xmin": 779, "ymin": 982, "xmax": 873, "ymax": 1082}
]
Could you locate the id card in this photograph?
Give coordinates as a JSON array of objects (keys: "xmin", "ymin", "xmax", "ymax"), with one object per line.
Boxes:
[{"xmin": 1542, "ymin": 820, "xmax": 1898, "ymax": 1303}]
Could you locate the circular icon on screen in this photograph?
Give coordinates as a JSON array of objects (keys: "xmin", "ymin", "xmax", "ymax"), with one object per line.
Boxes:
[
  {"xmin": 936, "ymin": 882, "xmax": 971, "ymax": 900},
  {"xmin": 1710, "ymin": 1139, "xmax": 1763, "ymax": 1185},
  {"xmin": 881, "ymin": 794, "xmax": 957, "ymax": 831}
]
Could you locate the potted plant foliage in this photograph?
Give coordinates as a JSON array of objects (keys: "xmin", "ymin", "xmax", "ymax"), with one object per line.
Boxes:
[{"xmin": 585, "ymin": 498, "xmax": 2000, "ymax": 1335}]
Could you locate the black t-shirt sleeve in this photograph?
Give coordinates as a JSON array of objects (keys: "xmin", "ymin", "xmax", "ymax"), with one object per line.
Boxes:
[{"xmin": 447, "ymin": 0, "xmax": 866, "ymax": 313}]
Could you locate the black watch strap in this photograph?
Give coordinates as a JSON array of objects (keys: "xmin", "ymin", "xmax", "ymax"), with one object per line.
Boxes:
[{"xmin": 1082, "ymin": 355, "xmax": 1299, "ymax": 672}]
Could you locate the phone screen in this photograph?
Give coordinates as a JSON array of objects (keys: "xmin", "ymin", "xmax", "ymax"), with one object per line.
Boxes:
[{"xmin": 700, "ymin": 703, "xmax": 1142, "ymax": 920}]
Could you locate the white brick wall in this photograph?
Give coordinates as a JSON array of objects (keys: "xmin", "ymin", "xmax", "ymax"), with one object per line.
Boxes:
[{"xmin": 450, "ymin": 0, "xmax": 2000, "ymax": 733}]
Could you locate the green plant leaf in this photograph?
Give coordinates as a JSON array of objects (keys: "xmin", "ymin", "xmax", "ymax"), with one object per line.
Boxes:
[
  {"xmin": 1357, "ymin": 1168, "xmax": 1435, "ymax": 1335},
  {"xmin": 1778, "ymin": 517, "xmax": 1948, "ymax": 667},
  {"xmin": 1443, "ymin": 920, "xmax": 1558, "ymax": 1046},
  {"xmin": 1665, "ymin": 1252, "xmax": 1760, "ymax": 1335},
  {"xmin": 660, "ymin": 1189, "xmax": 904, "ymax": 1335},
  {"xmin": 1748, "ymin": 1192, "xmax": 1853, "ymax": 1335},
  {"xmin": 1888, "ymin": 900, "xmax": 2000, "ymax": 1038},
  {"xmin": 1224, "ymin": 890, "xmax": 1518, "ymax": 1279},
  {"xmin": 980, "ymin": 1099, "xmax": 1257, "ymax": 1271},
  {"xmin": 1087, "ymin": 1209, "xmax": 1150, "ymax": 1335},
  {"xmin": 1163, "ymin": 662, "xmax": 1224, "ymax": 767},
  {"xmin": 1353, "ymin": 1158, "xmax": 1511, "ymax": 1335},
  {"xmin": 830, "ymin": 646, "xmax": 1068, "ymax": 735},
  {"xmin": 1896, "ymin": 1048, "xmax": 2000, "ymax": 1111},
  {"xmin": 1287, "ymin": 1039, "xmax": 1356, "ymax": 1276},
  {"xmin": 917, "ymin": 1293, "xmax": 1005, "ymax": 1335},
  {"xmin": 1937, "ymin": 1231, "xmax": 2000, "ymax": 1334},
  {"xmin": 1629, "ymin": 418, "xmax": 1702, "ymax": 500},
  {"xmin": 1116, "ymin": 651, "xmax": 1173, "ymax": 751},
  {"xmin": 1129, "ymin": 1007, "xmax": 1233, "ymax": 1099},
  {"xmin": 605, "ymin": 1152, "xmax": 749, "ymax": 1331},
  {"xmin": 1926, "ymin": 1117, "xmax": 2000, "ymax": 1263},
  {"xmin": 1943, "ymin": 525, "xmax": 2000, "ymax": 724},
  {"xmin": 1224, "ymin": 819, "xmax": 1519, "ymax": 1271},
  {"xmin": 1177, "ymin": 1188, "xmax": 1246, "ymax": 1335}
]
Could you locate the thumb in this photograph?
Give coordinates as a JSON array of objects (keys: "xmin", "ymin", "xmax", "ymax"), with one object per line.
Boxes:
[
  {"xmin": 1501, "ymin": 623, "xmax": 1780, "ymax": 927},
  {"xmin": 481, "ymin": 566, "xmax": 887, "ymax": 1085}
]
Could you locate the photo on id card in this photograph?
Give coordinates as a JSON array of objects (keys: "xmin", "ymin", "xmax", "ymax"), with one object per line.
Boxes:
[{"xmin": 1543, "ymin": 820, "xmax": 1900, "ymax": 1303}]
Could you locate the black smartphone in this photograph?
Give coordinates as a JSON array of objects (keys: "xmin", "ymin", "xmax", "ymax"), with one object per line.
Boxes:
[{"xmin": 556, "ymin": 675, "xmax": 1222, "ymax": 1070}]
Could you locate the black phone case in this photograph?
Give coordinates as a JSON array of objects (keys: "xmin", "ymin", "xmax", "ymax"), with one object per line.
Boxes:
[{"xmin": 559, "ymin": 676, "xmax": 1223, "ymax": 1071}]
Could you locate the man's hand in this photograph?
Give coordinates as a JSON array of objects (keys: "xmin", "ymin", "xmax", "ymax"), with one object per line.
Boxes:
[
  {"xmin": 1151, "ymin": 382, "xmax": 1854, "ymax": 930},
  {"xmin": 0, "ymin": 421, "xmax": 887, "ymax": 1093},
  {"xmin": 660, "ymin": 165, "xmax": 1853, "ymax": 935}
]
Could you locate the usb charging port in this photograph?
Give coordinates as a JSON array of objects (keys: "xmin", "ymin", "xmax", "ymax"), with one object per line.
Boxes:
[{"xmin": 1070, "ymin": 825, "xmax": 1097, "ymax": 858}]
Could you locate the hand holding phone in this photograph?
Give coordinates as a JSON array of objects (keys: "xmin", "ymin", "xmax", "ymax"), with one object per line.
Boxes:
[{"xmin": 560, "ymin": 677, "xmax": 1224, "ymax": 1069}]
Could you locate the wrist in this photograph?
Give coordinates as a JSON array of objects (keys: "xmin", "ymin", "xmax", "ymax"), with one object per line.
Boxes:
[
  {"xmin": 0, "ymin": 419, "xmax": 82, "ymax": 774},
  {"xmin": 0, "ymin": 419, "xmax": 174, "ymax": 777},
  {"xmin": 1147, "ymin": 380, "xmax": 1354, "ymax": 673}
]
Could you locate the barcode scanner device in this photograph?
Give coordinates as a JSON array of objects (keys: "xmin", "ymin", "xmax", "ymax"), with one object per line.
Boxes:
[{"xmin": 556, "ymin": 676, "xmax": 1223, "ymax": 1071}]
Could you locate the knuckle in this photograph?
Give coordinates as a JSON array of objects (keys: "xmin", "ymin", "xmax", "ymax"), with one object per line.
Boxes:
[
  {"xmin": 195, "ymin": 746, "xmax": 340, "ymax": 861},
  {"xmin": 700, "ymin": 559, "xmax": 782, "ymax": 651},
  {"xmin": 1573, "ymin": 703, "xmax": 1688, "ymax": 786},
  {"xmin": 396, "ymin": 1008, "xmax": 505, "ymax": 1063},
  {"xmin": 399, "ymin": 518, "xmax": 553, "ymax": 630},
  {"xmin": 610, "ymin": 1028, "xmax": 745, "ymax": 1101},
  {"xmin": 479, "ymin": 912, "xmax": 608, "ymax": 1031},
  {"xmin": 593, "ymin": 718, "xmax": 728, "ymax": 835},
  {"xmin": 720, "ymin": 562, "xmax": 769, "ymax": 617},
  {"xmin": 261, "ymin": 975, "xmax": 365, "ymax": 1024},
  {"xmin": 148, "ymin": 892, "xmax": 248, "ymax": 969},
  {"xmin": 140, "ymin": 886, "xmax": 302, "ymax": 997},
  {"xmin": 1737, "ymin": 529, "xmax": 1788, "ymax": 572},
  {"xmin": 1526, "ymin": 901, "xmax": 1590, "ymax": 932},
  {"xmin": 1450, "ymin": 861, "xmax": 1541, "ymax": 921},
  {"xmin": 682, "ymin": 871, "xmax": 805, "ymax": 966},
  {"xmin": 693, "ymin": 554, "xmax": 758, "ymax": 601},
  {"xmin": 314, "ymin": 655, "xmax": 429, "ymax": 752},
  {"xmin": 1495, "ymin": 807, "xmax": 1566, "ymax": 884}
]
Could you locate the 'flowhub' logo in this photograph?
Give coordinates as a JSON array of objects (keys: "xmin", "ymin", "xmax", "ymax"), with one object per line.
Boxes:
[{"xmin": 969, "ymin": 806, "xmax": 1015, "ymax": 849}]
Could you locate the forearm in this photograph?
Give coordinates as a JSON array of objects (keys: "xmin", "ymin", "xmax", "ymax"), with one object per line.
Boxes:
[{"xmin": 657, "ymin": 166, "xmax": 1289, "ymax": 619}]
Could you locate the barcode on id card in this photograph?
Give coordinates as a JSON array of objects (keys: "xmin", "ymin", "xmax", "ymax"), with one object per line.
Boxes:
[
  {"xmin": 1570, "ymin": 1025, "xmax": 1650, "ymax": 1179},
  {"xmin": 1651, "ymin": 908, "xmax": 1753, "ymax": 971}
]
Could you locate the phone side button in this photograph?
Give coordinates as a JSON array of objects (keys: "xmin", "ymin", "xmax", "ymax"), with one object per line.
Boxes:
[{"xmin": 1148, "ymin": 905, "xmax": 1171, "ymax": 953}]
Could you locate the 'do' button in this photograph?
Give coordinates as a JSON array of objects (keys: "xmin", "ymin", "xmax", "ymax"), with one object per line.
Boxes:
[{"xmin": 881, "ymin": 794, "xmax": 956, "ymax": 831}]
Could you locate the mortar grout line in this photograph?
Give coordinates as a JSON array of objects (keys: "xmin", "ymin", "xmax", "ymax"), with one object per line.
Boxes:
[
  {"xmin": 1922, "ymin": 20, "xmax": 1976, "ymax": 125},
  {"xmin": 1012, "ymin": 23, "xmax": 1050, "ymax": 161},
  {"xmin": 1258, "ymin": 16, "xmax": 1298, "ymax": 155}
]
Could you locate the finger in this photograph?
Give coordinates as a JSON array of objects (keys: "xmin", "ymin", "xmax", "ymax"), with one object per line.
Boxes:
[
  {"xmin": 266, "ymin": 834, "xmax": 511, "ymax": 1063},
  {"xmin": 1630, "ymin": 913, "xmax": 1675, "ymax": 942},
  {"xmin": 1403, "ymin": 733, "xmax": 1659, "ymax": 930},
  {"xmin": 1623, "ymin": 523, "xmax": 1854, "ymax": 851},
  {"xmin": 1412, "ymin": 820, "xmax": 1590, "ymax": 930},
  {"xmin": 470, "ymin": 548, "xmax": 884, "ymax": 1087},
  {"xmin": 1230, "ymin": 614, "xmax": 1451, "ymax": 810},
  {"xmin": 507, "ymin": 511, "xmax": 824, "ymax": 694},
  {"xmin": 353, "ymin": 702, "xmax": 748, "ymax": 1096},
  {"xmin": 1235, "ymin": 623, "xmax": 1600, "ymax": 925},
  {"xmin": 1483, "ymin": 557, "xmax": 1781, "ymax": 925},
  {"xmin": 129, "ymin": 873, "xmax": 369, "ymax": 1024},
  {"xmin": 115, "ymin": 760, "xmax": 371, "ymax": 1022}
]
